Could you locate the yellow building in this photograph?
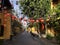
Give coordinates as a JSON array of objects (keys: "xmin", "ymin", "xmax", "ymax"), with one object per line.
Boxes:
[{"xmin": 0, "ymin": 0, "xmax": 13, "ymax": 39}]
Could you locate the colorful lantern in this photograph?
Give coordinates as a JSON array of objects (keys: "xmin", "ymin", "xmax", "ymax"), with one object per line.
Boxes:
[
  {"xmin": 39, "ymin": 18, "xmax": 44, "ymax": 23},
  {"xmin": 19, "ymin": 17, "xmax": 23, "ymax": 21},
  {"xmin": 36, "ymin": 19, "xmax": 39, "ymax": 23},
  {"xmin": 31, "ymin": 19, "xmax": 35, "ymax": 23},
  {"xmin": 12, "ymin": 15, "xmax": 16, "ymax": 20},
  {"xmin": 24, "ymin": 19, "xmax": 27, "ymax": 21},
  {"xmin": 6, "ymin": 13, "xmax": 10, "ymax": 16},
  {"xmin": 4, "ymin": 13, "xmax": 10, "ymax": 18},
  {"xmin": 41, "ymin": 19, "xmax": 44, "ymax": 23}
]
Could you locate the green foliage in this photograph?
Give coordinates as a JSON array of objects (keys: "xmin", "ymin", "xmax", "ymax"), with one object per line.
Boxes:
[
  {"xmin": 50, "ymin": 3, "xmax": 60, "ymax": 28},
  {"xmin": 46, "ymin": 34, "xmax": 53, "ymax": 40},
  {"xmin": 20, "ymin": 0, "xmax": 51, "ymax": 19},
  {"xmin": 56, "ymin": 33, "xmax": 60, "ymax": 44}
]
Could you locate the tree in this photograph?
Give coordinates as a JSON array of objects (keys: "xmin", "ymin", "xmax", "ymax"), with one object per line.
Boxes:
[{"xmin": 19, "ymin": 0, "xmax": 51, "ymax": 19}]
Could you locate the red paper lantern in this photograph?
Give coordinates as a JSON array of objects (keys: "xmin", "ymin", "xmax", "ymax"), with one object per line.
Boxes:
[
  {"xmin": 12, "ymin": 15, "xmax": 15, "ymax": 20},
  {"xmin": 6, "ymin": 13, "xmax": 10, "ymax": 16},
  {"xmin": 41, "ymin": 19, "xmax": 44, "ymax": 22},
  {"xmin": 19, "ymin": 17, "xmax": 23, "ymax": 21},
  {"xmin": 4, "ymin": 13, "xmax": 10, "ymax": 18},
  {"xmin": 39, "ymin": 18, "xmax": 44, "ymax": 23},
  {"xmin": 31, "ymin": 19, "xmax": 35, "ymax": 23},
  {"xmin": 24, "ymin": 19, "xmax": 27, "ymax": 21},
  {"xmin": 4, "ymin": 14, "xmax": 7, "ymax": 18},
  {"xmin": 36, "ymin": 20, "xmax": 39, "ymax": 23}
]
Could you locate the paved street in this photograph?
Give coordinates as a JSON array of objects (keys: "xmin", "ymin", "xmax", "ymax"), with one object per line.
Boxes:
[{"xmin": 3, "ymin": 31, "xmax": 55, "ymax": 45}]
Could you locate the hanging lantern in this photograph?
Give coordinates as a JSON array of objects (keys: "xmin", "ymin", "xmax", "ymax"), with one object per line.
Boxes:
[
  {"xmin": 4, "ymin": 13, "xmax": 10, "ymax": 17},
  {"xmin": 24, "ymin": 19, "xmax": 27, "ymax": 21},
  {"xmin": 39, "ymin": 18, "xmax": 44, "ymax": 23},
  {"xmin": 41, "ymin": 19, "xmax": 44, "ymax": 23},
  {"xmin": 36, "ymin": 19, "xmax": 39, "ymax": 23},
  {"xmin": 6, "ymin": 13, "xmax": 10, "ymax": 16},
  {"xmin": 14, "ymin": 16, "xmax": 16, "ymax": 19},
  {"xmin": 12, "ymin": 15, "xmax": 15, "ymax": 20},
  {"xmin": 4, "ymin": 13, "xmax": 10, "ymax": 18},
  {"xmin": 4, "ymin": 14, "xmax": 7, "ymax": 18},
  {"xmin": 12, "ymin": 15, "xmax": 16, "ymax": 20},
  {"xmin": 19, "ymin": 17, "xmax": 23, "ymax": 21},
  {"xmin": 31, "ymin": 19, "xmax": 35, "ymax": 23}
]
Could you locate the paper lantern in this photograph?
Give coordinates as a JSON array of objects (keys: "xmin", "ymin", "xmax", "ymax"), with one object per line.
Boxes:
[
  {"xmin": 12, "ymin": 15, "xmax": 16, "ymax": 20},
  {"xmin": 4, "ymin": 14, "xmax": 7, "ymax": 18},
  {"xmin": 12, "ymin": 16, "xmax": 15, "ymax": 20},
  {"xmin": 24, "ymin": 19, "xmax": 27, "ymax": 21},
  {"xmin": 31, "ymin": 20, "xmax": 35, "ymax": 23},
  {"xmin": 19, "ymin": 17, "xmax": 23, "ymax": 21},
  {"xmin": 6, "ymin": 13, "xmax": 10, "ymax": 16},
  {"xmin": 4, "ymin": 13, "xmax": 10, "ymax": 17},
  {"xmin": 41, "ymin": 19, "xmax": 44, "ymax": 22},
  {"xmin": 36, "ymin": 20, "xmax": 39, "ymax": 23},
  {"xmin": 39, "ymin": 18, "xmax": 44, "ymax": 23}
]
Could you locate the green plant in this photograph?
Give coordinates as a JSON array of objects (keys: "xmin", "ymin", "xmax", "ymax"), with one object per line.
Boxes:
[
  {"xmin": 20, "ymin": 0, "xmax": 51, "ymax": 19},
  {"xmin": 46, "ymin": 34, "xmax": 53, "ymax": 40},
  {"xmin": 56, "ymin": 33, "xmax": 60, "ymax": 44}
]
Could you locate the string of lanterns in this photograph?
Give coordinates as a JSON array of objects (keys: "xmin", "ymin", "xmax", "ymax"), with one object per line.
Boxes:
[{"xmin": 19, "ymin": 17, "xmax": 44, "ymax": 23}]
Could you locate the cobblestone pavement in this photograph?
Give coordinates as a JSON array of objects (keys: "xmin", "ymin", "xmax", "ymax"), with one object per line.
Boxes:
[{"xmin": 3, "ymin": 31, "xmax": 57, "ymax": 45}]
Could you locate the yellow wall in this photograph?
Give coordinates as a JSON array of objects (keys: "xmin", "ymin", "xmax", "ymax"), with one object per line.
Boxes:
[{"xmin": 0, "ymin": 13, "xmax": 11, "ymax": 39}]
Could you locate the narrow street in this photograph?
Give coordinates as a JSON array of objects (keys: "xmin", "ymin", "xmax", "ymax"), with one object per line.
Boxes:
[{"xmin": 3, "ymin": 31, "xmax": 55, "ymax": 45}]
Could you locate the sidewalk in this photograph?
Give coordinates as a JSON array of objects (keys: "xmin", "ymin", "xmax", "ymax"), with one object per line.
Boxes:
[{"xmin": 40, "ymin": 38, "xmax": 59, "ymax": 45}]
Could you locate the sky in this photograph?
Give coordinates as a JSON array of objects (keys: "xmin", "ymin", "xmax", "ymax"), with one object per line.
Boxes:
[
  {"xmin": 9, "ymin": 0, "xmax": 28, "ymax": 28},
  {"xmin": 9, "ymin": 0, "xmax": 23, "ymax": 18}
]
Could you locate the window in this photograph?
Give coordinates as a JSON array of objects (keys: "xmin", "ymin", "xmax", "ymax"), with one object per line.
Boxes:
[{"xmin": 0, "ymin": 19, "xmax": 4, "ymax": 36}]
